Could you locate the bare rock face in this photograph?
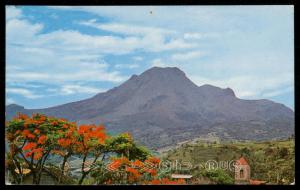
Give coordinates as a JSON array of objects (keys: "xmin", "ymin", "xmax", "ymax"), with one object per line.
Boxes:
[{"xmin": 6, "ymin": 67, "xmax": 294, "ymax": 149}]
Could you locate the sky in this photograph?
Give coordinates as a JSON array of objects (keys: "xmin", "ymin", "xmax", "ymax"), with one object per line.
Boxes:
[{"xmin": 5, "ymin": 6, "xmax": 294, "ymax": 109}]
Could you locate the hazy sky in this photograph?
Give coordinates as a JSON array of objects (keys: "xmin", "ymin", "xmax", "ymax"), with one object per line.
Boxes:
[{"xmin": 6, "ymin": 6, "xmax": 294, "ymax": 109}]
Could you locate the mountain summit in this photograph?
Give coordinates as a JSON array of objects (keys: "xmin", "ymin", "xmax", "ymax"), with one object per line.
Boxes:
[{"xmin": 6, "ymin": 67, "xmax": 294, "ymax": 149}]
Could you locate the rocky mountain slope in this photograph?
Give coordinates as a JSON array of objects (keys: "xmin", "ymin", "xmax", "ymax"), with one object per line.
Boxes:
[{"xmin": 6, "ymin": 67, "xmax": 294, "ymax": 149}]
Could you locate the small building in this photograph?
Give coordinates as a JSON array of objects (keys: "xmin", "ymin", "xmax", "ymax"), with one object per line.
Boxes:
[
  {"xmin": 171, "ymin": 174, "xmax": 193, "ymax": 179},
  {"xmin": 234, "ymin": 157, "xmax": 266, "ymax": 185},
  {"xmin": 235, "ymin": 157, "xmax": 251, "ymax": 184},
  {"xmin": 171, "ymin": 174, "xmax": 193, "ymax": 183},
  {"xmin": 7, "ymin": 167, "xmax": 58, "ymax": 185},
  {"xmin": 249, "ymin": 179, "xmax": 267, "ymax": 185}
]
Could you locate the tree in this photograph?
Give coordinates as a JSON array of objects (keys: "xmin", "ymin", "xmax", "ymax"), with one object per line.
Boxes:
[
  {"xmin": 5, "ymin": 113, "xmax": 74, "ymax": 184},
  {"xmin": 51, "ymin": 121, "xmax": 78, "ymax": 184},
  {"xmin": 240, "ymin": 147, "xmax": 251, "ymax": 157},
  {"xmin": 200, "ymin": 169, "xmax": 234, "ymax": 184},
  {"xmin": 74, "ymin": 124, "xmax": 108, "ymax": 185},
  {"xmin": 278, "ymin": 147, "xmax": 289, "ymax": 158},
  {"xmin": 107, "ymin": 133, "xmax": 150, "ymax": 161},
  {"xmin": 6, "ymin": 113, "xmax": 185, "ymax": 185},
  {"xmin": 91, "ymin": 156, "xmax": 186, "ymax": 185}
]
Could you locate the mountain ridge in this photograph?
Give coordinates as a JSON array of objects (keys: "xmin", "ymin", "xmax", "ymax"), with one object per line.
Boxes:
[{"xmin": 6, "ymin": 67, "xmax": 294, "ymax": 149}]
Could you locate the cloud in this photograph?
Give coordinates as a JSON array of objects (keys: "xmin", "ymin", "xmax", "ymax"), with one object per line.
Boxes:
[
  {"xmin": 133, "ymin": 56, "xmax": 143, "ymax": 61},
  {"xmin": 115, "ymin": 63, "xmax": 140, "ymax": 69},
  {"xmin": 151, "ymin": 59, "xmax": 166, "ymax": 67},
  {"xmin": 183, "ymin": 33, "xmax": 205, "ymax": 40},
  {"xmin": 6, "ymin": 68, "xmax": 127, "ymax": 84},
  {"xmin": 6, "ymin": 18, "xmax": 43, "ymax": 43},
  {"xmin": 262, "ymin": 86, "xmax": 294, "ymax": 98},
  {"xmin": 6, "ymin": 72, "xmax": 50, "ymax": 81},
  {"xmin": 6, "ymin": 6, "xmax": 22, "ymax": 20},
  {"xmin": 6, "ymin": 6, "xmax": 294, "ymax": 109},
  {"xmin": 6, "ymin": 88, "xmax": 43, "ymax": 99},
  {"xmin": 36, "ymin": 30, "xmax": 143, "ymax": 55},
  {"xmin": 6, "ymin": 8, "xmax": 131, "ymax": 105},
  {"xmin": 49, "ymin": 6, "xmax": 232, "ymax": 32},
  {"xmin": 7, "ymin": 82, "xmax": 44, "ymax": 88},
  {"xmin": 6, "ymin": 98, "xmax": 15, "ymax": 105},
  {"xmin": 79, "ymin": 19, "xmax": 174, "ymax": 36},
  {"xmin": 189, "ymin": 73, "xmax": 293, "ymax": 99},
  {"xmin": 49, "ymin": 13, "xmax": 59, "ymax": 19},
  {"xmin": 183, "ymin": 32, "xmax": 220, "ymax": 40},
  {"xmin": 78, "ymin": 20, "xmax": 197, "ymax": 52},
  {"xmin": 59, "ymin": 85, "xmax": 107, "ymax": 95},
  {"xmin": 171, "ymin": 51, "xmax": 209, "ymax": 61},
  {"xmin": 6, "ymin": 10, "xmax": 129, "ymax": 86}
]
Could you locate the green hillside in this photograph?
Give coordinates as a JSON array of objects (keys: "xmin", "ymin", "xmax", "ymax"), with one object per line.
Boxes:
[{"xmin": 162, "ymin": 138, "xmax": 295, "ymax": 184}]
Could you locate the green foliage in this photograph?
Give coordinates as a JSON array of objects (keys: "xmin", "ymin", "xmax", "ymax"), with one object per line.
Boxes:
[
  {"xmin": 164, "ymin": 139, "xmax": 295, "ymax": 184},
  {"xmin": 107, "ymin": 133, "xmax": 150, "ymax": 161},
  {"xmin": 200, "ymin": 169, "xmax": 234, "ymax": 184},
  {"xmin": 240, "ymin": 147, "xmax": 251, "ymax": 157},
  {"xmin": 278, "ymin": 147, "xmax": 289, "ymax": 158},
  {"xmin": 5, "ymin": 113, "xmax": 153, "ymax": 185}
]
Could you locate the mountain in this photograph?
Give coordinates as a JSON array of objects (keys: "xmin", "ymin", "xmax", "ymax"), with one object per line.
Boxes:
[{"xmin": 6, "ymin": 67, "xmax": 294, "ymax": 149}]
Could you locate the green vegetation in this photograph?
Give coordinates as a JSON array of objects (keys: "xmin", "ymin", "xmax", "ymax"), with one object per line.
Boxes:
[
  {"xmin": 5, "ymin": 113, "xmax": 186, "ymax": 185},
  {"xmin": 6, "ymin": 113, "xmax": 294, "ymax": 185},
  {"xmin": 163, "ymin": 138, "xmax": 295, "ymax": 184},
  {"xmin": 198, "ymin": 169, "xmax": 234, "ymax": 184}
]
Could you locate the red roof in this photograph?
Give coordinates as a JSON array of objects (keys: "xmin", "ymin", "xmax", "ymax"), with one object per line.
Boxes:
[
  {"xmin": 236, "ymin": 157, "xmax": 249, "ymax": 165},
  {"xmin": 249, "ymin": 179, "xmax": 266, "ymax": 185}
]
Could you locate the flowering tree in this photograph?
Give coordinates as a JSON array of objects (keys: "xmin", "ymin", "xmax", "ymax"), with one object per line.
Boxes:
[
  {"xmin": 5, "ymin": 113, "xmax": 75, "ymax": 184},
  {"xmin": 91, "ymin": 156, "xmax": 186, "ymax": 185},
  {"xmin": 6, "ymin": 113, "xmax": 185, "ymax": 185},
  {"xmin": 74, "ymin": 124, "xmax": 108, "ymax": 184},
  {"xmin": 50, "ymin": 120, "xmax": 78, "ymax": 184}
]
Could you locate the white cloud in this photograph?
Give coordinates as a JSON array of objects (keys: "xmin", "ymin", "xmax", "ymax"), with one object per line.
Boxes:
[
  {"xmin": 6, "ymin": 68, "xmax": 127, "ymax": 84},
  {"xmin": 189, "ymin": 73, "xmax": 293, "ymax": 99},
  {"xmin": 171, "ymin": 51, "xmax": 208, "ymax": 61},
  {"xmin": 6, "ymin": 88, "xmax": 43, "ymax": 99},
  {"xmin": 133, "ymin": 56, "xmax": 143, "ymax": 61},
  {"xmin": 7, "ymin": 82, "xmax": 44, "ymax": 89},
  {"xmin": 6, "ymin": 98, "xmax": 15, "ymax": 105},
  {"xmin": 6, "ymin": 6, "xmax": 22, "ymax": 20},
  {"xmin": 59, "ymin": 85, "xmax": 107, "ymax": 95},
  {"xmin": 48, "ymin": 6, "xmax": 229, "ymax": 32},
  {"xmin": 5, "ymin": 10, "xmax": 198, "ymax": 101},
  {"xmin": 262, "ymin": 86, "xmax": 294, "ymax": 98},
  {"xmin": 50, "ymin": 13, "xmax": 59, "ymax": 19},
  {"xmin": 6, "ymin": 6, "xmax": 294, "ymax": 108},
  {"xmin": 46, "ymin": 88, "xmax": 57, "ymax": 92},
  {"xmin": 6, "ymin": 10, "xmax": 129, "ymax": 87},
  {"xmin": 183, "ymin": 32, "xmax": 220, "ymax": 40},
  {"xmin": 6, "ymin": 18, "xmax": 43, "ymax": 43},
  {"xmin": 36, "ymin": 30, "xmax": 143, "ymax": 55},
  {"xmin": 80, "ymin": 20, "xmax": 174, "ymax": 36},
  {"xmin": 6, "ymin": 72, "xmax": 50, "ymax": 81},
  {"xmin": 6, "ymin": 13, "xmax": 128, "ymax": 105},
  {"xmin": 115, "ymin": 63, "xmax": 140, "ymax": 69},
  {"xmin": 78, "ymin": 20, "xmax": 197, "ymax": 52},
  {"xmin": 183, "ymin": 33, "xmax": 204, "ymax": 40},
  {"xmin": 151, "ymin": 59, "xmax": 166, "ymax": 67}
]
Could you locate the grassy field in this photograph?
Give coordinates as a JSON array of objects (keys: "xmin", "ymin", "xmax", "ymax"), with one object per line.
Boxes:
[{"xmin": 162, "ymin": 138, "xmax": 295, "ymax": 184}]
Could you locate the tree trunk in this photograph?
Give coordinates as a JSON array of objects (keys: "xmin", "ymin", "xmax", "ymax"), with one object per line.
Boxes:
[
  {"xmin": 59, "ymin": 153, "xmax": 70, "ymax": 184},
  {"xmin": 32, "ymin": 169, "xmax": 38, "ymax": 184},
  {"xmin": 78, "ymin": 172, "xmax": 87, "ymax": 185},
  {"xmin": 78, "ymin": 153, "xmax": 101, "ymax": 185},
  {"xmin": 12, "ymin": 158, "xmax": 22, "ymax": 184},
  {"xmin": 36, "ymin": 150, "xmax": 51, "ymax": 184},
  {"xmin": 78, "ymin": 154, "xmax": 88, "ymax": 185}
]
